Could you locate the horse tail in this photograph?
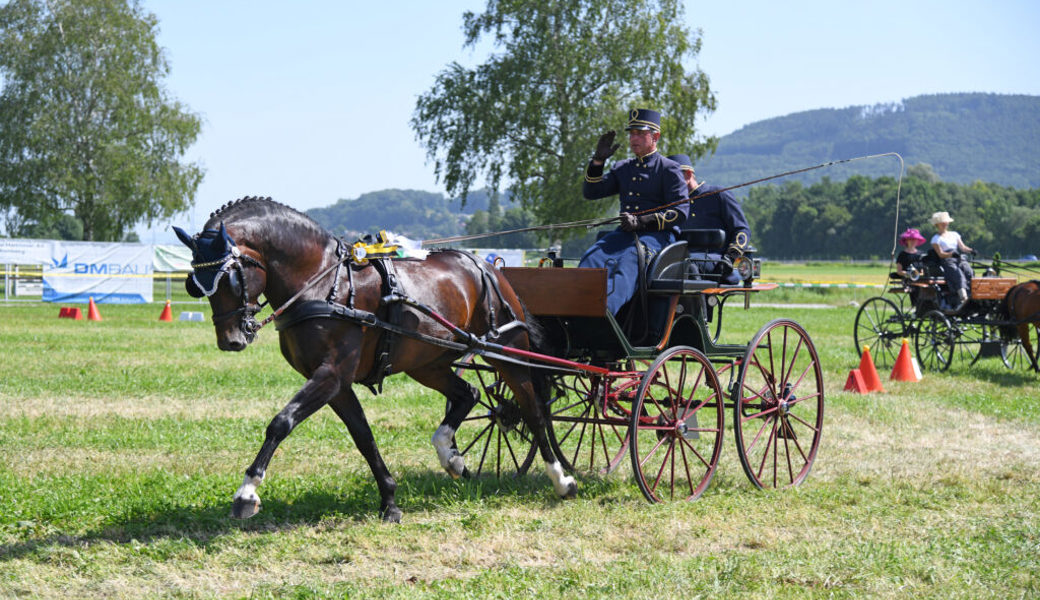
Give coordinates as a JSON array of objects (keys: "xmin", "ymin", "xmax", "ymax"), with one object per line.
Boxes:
[{"xmin": 520, "ymin": 303, "xmax": 556, "ymax": 405}]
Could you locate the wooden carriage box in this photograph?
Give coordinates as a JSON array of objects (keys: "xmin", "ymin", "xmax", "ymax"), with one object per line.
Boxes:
[
  {"xmin": 970, "ymin": 277, "xmax": 1016, "ymax": 300},
  {"xmin": 501, "ymin": 267, "xmax": 607, "ymax": 317}
]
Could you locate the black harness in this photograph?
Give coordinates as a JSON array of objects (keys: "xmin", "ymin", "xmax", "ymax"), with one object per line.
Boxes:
[{"xmin": 273, "ymin": 249, "xmax": 520, "ymax": 394}]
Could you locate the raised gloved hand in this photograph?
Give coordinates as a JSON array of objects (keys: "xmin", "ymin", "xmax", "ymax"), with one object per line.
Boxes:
[
  {"xmin": 619, "ymin": 212, "xmax": 656, "ymax": 232},
  {"xmin": 593, "ymin": 130, "xmax": 620, "ymax": 162}
]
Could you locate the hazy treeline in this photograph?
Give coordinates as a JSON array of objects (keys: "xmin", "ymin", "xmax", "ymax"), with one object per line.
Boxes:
[{"xmin": 744, "ymin": 167, "xmax": 1040, "ymax": 260}]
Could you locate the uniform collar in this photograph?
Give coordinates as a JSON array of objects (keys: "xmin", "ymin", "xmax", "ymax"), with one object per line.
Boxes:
[{"xmin": 635, "ymin": 149, "xmax": 658, "ymax": 165}]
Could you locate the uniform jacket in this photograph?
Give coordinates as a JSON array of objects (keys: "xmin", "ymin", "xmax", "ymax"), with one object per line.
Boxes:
[
  {"xmin": 583, "ymin": 151, "xmax": 688, "ymax": 233},
  {"xmin": 686, "ymin": 183, "xmax": 751, "ymax": 249}
]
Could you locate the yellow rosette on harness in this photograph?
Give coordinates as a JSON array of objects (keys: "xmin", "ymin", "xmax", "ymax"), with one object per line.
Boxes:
[{"xmin": 351, "ymin": 231, "xmax": 400, "ymax": 265}]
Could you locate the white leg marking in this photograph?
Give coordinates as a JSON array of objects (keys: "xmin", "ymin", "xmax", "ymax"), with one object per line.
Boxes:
[
  {"xmin": 432, "ymin": 425, "xmax": 466, "ymax": 478},
  {"xmin": 545, "ymin": 461, "xmax": 577, "ymax": 498},
  {"xmin": 233, "ymin": 473, "xmax": 263, "ymax": 504}
]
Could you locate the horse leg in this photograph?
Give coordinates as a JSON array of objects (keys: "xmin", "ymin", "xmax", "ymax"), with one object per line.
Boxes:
[
  {"xmin": 492, "ymin": 362, "xmax": 577, "ymax": 499},
  {"xmin": 1025, "ymin": 322, "xmax": 1040, "ymax": 372},
  {"xmin": 408, "ymin": 365, "xmax": 480, "ymax": 479},
  {"xmin": 326, "ymin": 387, "xmax": 403, "ymax": 523},
  {"xmin": 231, "ymin": 366, "xmax": 340, "ymax": 519}
]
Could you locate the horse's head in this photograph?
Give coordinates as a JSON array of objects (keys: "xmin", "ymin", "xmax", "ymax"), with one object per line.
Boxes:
[{"xmin": 174, "ymin": 223, "xmax": 268, "ymax": 351}]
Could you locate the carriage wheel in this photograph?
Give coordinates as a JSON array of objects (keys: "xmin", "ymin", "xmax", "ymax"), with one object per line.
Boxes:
[
  {"xmin": 1002, "ymin": 325, "xmax": 1035, "ymax": 369},
  {"xmin": 546, "ymin": 367, "xmax": 638, "ymax": 475},
  {"xmin": 452, "ymin": 355, "xmax": 537, "ymax": 477},
  {"xmin": 853, "ymin": 296, "xmax": 905, "ymax": 370},
  {"xmin": 914, "ymin": 310, "xmax": 954, "ymax": 372},
  {"xmin": 954, "ymin": 320, "xmax": 985, "ymax": 364},
  {"xmin": 629, "ymin": 347, "xmax": 725, "ymax": 502},
  {"xmin": 733, "ymin": 319, "xmax": 824, "ymax": 490}
]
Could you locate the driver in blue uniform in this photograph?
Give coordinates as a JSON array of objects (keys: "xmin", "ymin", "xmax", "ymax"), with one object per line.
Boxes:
[
  {"xmin": 579, "ymin": 109, "xmax": 688, "ymax": 315},
  {"xmin": 668, "ymin": 154, "xmax": 751, "ymax": 284}
]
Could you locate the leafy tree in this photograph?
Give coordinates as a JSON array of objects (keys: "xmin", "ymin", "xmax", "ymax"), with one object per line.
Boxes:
[
  {"xmin": 0, "ymin": 0, "xmax": 203, "ymax": 241},
  {"xmin": 412, "ymin": 0, "xmax": 717, "ymax": 237},
  {"xmin": 18, "ymin": 213, "xmax": 83, "ymax": 240}
]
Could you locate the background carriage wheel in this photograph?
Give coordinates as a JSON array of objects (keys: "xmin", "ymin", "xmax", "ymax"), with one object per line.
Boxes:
[
  {"xmin": 451, "ymin": 354, "xmax": 537, "ymax": 477},
  {"xmin": 914, "ymin": 310, "xmax": 955, "ymax": 372},
  {"xmin": 629, "ymin": 347, "xmax": 725, "ymax": 503},
  {"xmin": 954, "ymin": 320, "xmax": 986, "ymax": 365},
  {"xmin": 1001, "ymin": 326, "xmax": 1034, "ymax": 369},
  {"xmin": 545, "ymin": 366, "xmax": 641, "ymax": 476},
  {"xmin": 732, "ymin": 319, "xmax": 824, "ymax": 490},
  {"xmin": 853, "ymin": 296, "xmax": 905, "ymax": 370}
]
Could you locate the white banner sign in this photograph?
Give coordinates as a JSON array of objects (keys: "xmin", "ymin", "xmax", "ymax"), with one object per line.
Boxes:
[
  {"xmin": 153, "ymin": 244, "xmax": 192, "ymax": 272},
  {"xmin": 43, "ymin": 242, "xmax": 154, "ymax": 304},
  {"xmin": 0, "ymin": 238, "xmax": 53, "ymax": 264},
  {"xmin": 471, "ymin": 248, "xmax": 526, "ymax": 267}
]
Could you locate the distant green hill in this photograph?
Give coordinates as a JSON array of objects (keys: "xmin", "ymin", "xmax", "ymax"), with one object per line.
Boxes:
[
  {"xmin": 306, "ymin": 188, "xmax": 518, "ymax": 240},
  {"xmin": 698, "ymin": 93, "xmax": 1040, "ymax": 190}
]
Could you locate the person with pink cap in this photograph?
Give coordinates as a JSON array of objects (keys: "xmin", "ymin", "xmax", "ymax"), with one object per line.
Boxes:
[{"xmin": 895, "ymin": 227, "xmax": 926, "ymax": 279}]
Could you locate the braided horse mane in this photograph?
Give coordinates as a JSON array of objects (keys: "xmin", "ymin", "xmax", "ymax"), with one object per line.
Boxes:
[{"xmin": 203, "ymin": 196, "xmax": 331, "ymax": 243}]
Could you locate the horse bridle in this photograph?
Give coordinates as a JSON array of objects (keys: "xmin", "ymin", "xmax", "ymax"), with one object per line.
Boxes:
[{"xmin": 190, "ymin": 245, "xmax": 268, "ymax": 342}]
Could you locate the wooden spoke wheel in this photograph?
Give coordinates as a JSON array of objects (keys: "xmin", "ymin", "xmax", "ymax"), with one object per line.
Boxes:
[
  {"xmin": 733, "ymin": 319, "xmax": 824, "ymax": 490},
  {"xmin": 853, "ymin": 296, "xmax": 905, "ymax": 370},
  {"xmin": 452, "ymin": 355, "xmax": 537, "ymax": 477},
  {"xmin": 629, "ymin": 347, "xmax": 725, "ymax": 502},
  {"xmin": 546, "ymin": 365, "xmax": 641, "ymax": 476},
  {"xmin": 914, "ymin": 310, "xmax": 954, "ymax": 372}
]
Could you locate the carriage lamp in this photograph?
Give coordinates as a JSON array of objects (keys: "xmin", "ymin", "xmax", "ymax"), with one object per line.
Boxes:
[{"xmin": 733, "ymin": 255, "xmax": 754, "ymax": 281}]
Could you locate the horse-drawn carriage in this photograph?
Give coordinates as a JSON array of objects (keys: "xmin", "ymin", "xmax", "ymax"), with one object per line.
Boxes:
[
  {"xmin": 453, "ymin": 228, "xmax": 824, "ymax": 501},
  {"xmin": 853, "ymin": 255, "xmax": 1039, "ymax": 372},
  {"xmin": 175, "ymin": 197, "xmax": 824, "ymax": 521}
]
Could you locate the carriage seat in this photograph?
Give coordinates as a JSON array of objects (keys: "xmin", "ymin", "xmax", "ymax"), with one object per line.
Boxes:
[
  {"xmin": 681, "ymin": 228, "xmax": 726, "ymax": 249},
  {"xmin": 646, "ymin": 241, "xmax": 717, "ymax": 293}
]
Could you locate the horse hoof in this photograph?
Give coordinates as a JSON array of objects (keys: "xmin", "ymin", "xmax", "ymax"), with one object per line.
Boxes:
[
  {"xmin": 231, "ymin": 497, "xmax": 261, "ymax": 519},
  {"xmin": 381, "ymin": 506, "xmax": 403, "ymax": 523},
  {"xmin": 562, "ymin": 481, "xmax": 578, "ymax": 500}
]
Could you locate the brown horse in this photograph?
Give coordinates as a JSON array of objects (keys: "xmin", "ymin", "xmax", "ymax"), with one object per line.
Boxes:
[
  {"xmin": 174, "ymin": 197, "xmax": 575, "ymax": 522},
  {"xmin": 999, "ymin": 280, "xmax": 1040, "ymax": 372}
]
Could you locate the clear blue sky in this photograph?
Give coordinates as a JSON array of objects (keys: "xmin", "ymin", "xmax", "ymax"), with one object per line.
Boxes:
[{"xmin": 140, "ymin": 0, "xmax": 1040, "ymax": 241}]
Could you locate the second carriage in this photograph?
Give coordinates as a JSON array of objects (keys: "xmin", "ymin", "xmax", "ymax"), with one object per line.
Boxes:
[
  {"xmin": 451, "ymin": 229, "xmax": 825, "ymax": 502},
  {"xmin": 853, "ymin": 258, "xmax": 1031, "ymax": 372}
]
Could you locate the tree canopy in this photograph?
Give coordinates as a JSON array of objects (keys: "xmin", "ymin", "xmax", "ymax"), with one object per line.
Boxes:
[
  {"xmin": 412, "ymin": 0, "xmax": 717, "ymax": 236},
  {"xmin": 0, "ymin": 0, "xmax": 203, "ymax": 241},
  {"xmin": 743, "ymin": 168, "xmax": 1040, "ymax": 260}
]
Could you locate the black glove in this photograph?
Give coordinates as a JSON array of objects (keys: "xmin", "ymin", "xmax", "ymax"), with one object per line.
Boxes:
[
  {"xmin": 620, "ymin": 212, "xmax": 656, "ymax": 232},
  {"xmin": 593, "ymin": 130, "xmax": 619, "ymax": 162}
]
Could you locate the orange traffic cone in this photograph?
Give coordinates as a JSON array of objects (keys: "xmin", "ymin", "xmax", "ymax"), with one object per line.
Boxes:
[
  {"xmin": 890, "ymin": 339, "xmax": 922, "ymax": 382},
  {"xmin": 87, "ymin": 297, "xmax": 102, "ymax": 322},
  {"xmin": 858, "ymin": 345, "xmax": 884, "ymax": 392},
  {"xmin": 843, "ymin": 368, "xmax": 869, "ymax": 393},
  {"xmin": 159, "ymin": 299, "xmax": 173, "ymax": 322}
]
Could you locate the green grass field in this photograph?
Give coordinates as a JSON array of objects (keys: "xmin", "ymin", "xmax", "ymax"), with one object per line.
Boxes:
[{"xmin": 1, "ymin": 274, "xmax": 1038, "ymax": 598}]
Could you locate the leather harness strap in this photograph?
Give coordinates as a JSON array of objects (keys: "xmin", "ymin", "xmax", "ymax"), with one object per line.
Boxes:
[{"xmin": 357, "ymin": 258, "xmax": 404, "ymax": 393}]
